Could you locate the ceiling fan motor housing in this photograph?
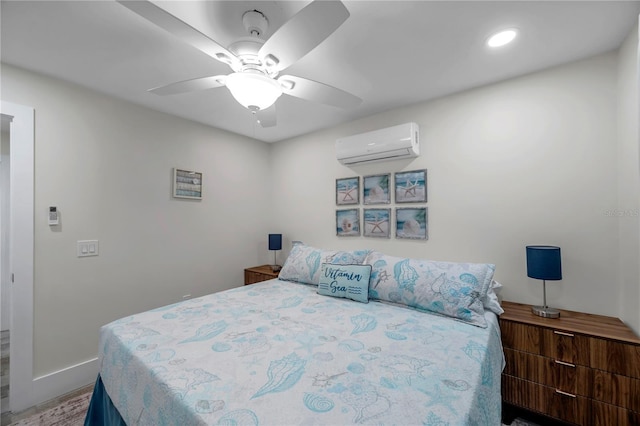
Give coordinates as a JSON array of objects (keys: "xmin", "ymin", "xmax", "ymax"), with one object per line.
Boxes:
[{"xmin": 242, "ymin": 10, "xmax": 268, "ymax": 37}]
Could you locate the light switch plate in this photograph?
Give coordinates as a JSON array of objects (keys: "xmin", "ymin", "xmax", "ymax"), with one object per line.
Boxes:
[{"xmin": 77, "ymin": 240, "xmax": 99, "ymax": 257}]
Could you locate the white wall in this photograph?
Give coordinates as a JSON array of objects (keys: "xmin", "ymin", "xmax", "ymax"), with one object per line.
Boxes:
[
  {"xmin": 272, "ymin": 51, "xmax": 631, "ymax": 323},
  {"xmin": 1, "ymin": 64, "xmax": 273, "ymax": 379},
  {"xmin": 616, "ymin": 21, "xmax": 640, "ymax": 334}
]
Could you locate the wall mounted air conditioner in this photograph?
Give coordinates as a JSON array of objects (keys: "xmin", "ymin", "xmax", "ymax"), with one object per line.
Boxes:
[{"xmin": 336, "ymin": 122, "xmax": 419, "ymax": 165}]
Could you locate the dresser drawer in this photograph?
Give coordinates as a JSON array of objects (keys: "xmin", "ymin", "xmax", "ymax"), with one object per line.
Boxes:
[
  {"xmin": 591, "ymin": 399, "xmax": 640, "ymax": 426},
  {"xmin": 500, "ymin": 321, "xmax": 541, "ymax": 354},
  {"xmin": 592, "ymin": 369, "xmax": 640, "ymax": 412},
  {"xmin": 502, "ymin": 375, "xmax": 590, "ymax": 425},
  {"xmin": 541, "ymin": 328, "xmax": 591, "ymax": 366},
  {"xmin": 503, "ymin": 348, "xmax": 591, "ymax": 397},
  {"xmin": 590, "ymin": 338, "xmax": 640, "ymax": 379},
  {"xmin": 499, "ymin": 301, "xmax": 640, "ymax": 426}
]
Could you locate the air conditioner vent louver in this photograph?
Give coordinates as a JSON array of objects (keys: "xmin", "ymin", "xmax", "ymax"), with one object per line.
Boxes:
[{"xmin": 336, "ymin": 122, "xmax": 419, "ymax": 165}]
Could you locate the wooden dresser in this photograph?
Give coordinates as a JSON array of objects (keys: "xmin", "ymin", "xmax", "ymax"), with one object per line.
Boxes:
[
  {"xmin": 244, "ymin": 264, "xmax": 279, "ymax": 285},
  {"xmin": 500, "ymin": 301, "xmax": 640, "ymax": 425}
]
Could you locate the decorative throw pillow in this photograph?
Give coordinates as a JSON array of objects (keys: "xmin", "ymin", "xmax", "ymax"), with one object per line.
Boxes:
[
  {"xmin": 318, "ymin": 263, "xmax": 371, "ymax": 303},
  {"xmin": 364, "ymin": 251, "xmax": 495, "ymax": 327},
  {"xmin": 279, "ymin": 244, "xmax": 370, "ymax": 285}
]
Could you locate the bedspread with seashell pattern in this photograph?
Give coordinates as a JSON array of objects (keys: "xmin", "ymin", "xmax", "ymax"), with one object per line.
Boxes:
[{"xmin": 98, "ymin": 279, "xmax": 504, "ymax": 425}]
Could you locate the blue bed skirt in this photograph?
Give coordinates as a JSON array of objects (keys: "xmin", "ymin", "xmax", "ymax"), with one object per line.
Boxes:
[{"xmin": 84, "ymin": 375, "xmax": 127, "ymax": 426}]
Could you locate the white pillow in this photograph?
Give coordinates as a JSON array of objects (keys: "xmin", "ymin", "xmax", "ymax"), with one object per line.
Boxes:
[{"xmin": 482, "ymin": 280, "xmax": 504, "ymax": 315}]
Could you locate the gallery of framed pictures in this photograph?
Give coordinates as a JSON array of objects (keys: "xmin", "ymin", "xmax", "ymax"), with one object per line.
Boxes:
[
  {"xmin": 335, "ymin": 169, "xmax": 428, "ymax": 240},
  {"xmin": 337, "ymin": 170, "xmax": 426, "ymax": 205},
  {"xmin": 336, "ymin": 207, "xmax": 427, "ymax": 239}
]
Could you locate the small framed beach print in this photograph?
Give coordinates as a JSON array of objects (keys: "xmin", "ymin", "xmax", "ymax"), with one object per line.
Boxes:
[
  {"xmin": 363, "ymin": 208, "xmax": 391, "ymax": 238},
  {"xmin": 395, "ymin": 169, "xmax": 427, "ymax": 203},
  {"xmin": 336, "ymin": 208, "xmax": 361, "ymax": 236},
  {"xmin": 363, "ymin": 173, "xmax": 391, "ymax": 205},
  {"xmin": 173, "ymin": 168, "xmax": 202, "ymax": 200},
  {"xmin": 336, "ymin": 176, "xmax": 360, "ymax": 205},
  {"xmin": 396, "ymin": 207, "xmax": 428, "ymax": 240}
]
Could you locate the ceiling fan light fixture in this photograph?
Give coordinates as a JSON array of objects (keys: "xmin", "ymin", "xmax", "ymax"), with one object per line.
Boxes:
[
  {"xmin": 225, "ymin": 72, "xmax": 283, "ymax": 111},
  {"xmin": 487, "ymin": 28, "xmax": 518, "ymax": 48}
]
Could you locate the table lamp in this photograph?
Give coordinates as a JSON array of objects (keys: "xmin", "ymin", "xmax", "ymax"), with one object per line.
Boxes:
[
  {"xmin": 269, "ymin": 234, "xmax": 282, "ymax": 272},
  {"xmin": 526, "ymin": 245, "xmax": 562, "ymax": 318}
]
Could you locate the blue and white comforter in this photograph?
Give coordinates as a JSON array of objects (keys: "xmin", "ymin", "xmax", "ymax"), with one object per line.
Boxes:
[{"xmin": 98, "ymin": 279, "xmax": 505, "ymax": 425}]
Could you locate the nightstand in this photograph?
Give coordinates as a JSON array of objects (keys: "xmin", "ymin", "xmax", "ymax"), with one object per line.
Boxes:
[
  {"xmin": 244, "ymin": 265, "xmax": 279, "ymax": 285},
  {"xmin": 500, "ymin": 301, "xmax": 640, "ymax": 425}
]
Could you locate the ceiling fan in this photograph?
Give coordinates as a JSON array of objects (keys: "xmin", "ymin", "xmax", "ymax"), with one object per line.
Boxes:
[{"xmin": 117, "ymin": 0, "xmax": 362, "ymax": 127}]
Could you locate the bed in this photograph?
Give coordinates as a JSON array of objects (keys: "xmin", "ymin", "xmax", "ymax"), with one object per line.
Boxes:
[{"xmin": 85, "ymin": 246, "xmax": 505, "ymax": 425}]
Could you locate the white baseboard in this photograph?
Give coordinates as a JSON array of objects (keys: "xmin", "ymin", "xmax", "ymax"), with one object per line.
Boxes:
[{"xmin": 32, "ymin": 357, "xmax": 98, "ymax": 406}]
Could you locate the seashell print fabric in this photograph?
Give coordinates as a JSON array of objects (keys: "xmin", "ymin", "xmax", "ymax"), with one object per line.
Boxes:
[
  {"xmin": 278, "ymin": 244, "xmax": 370, "ymax": 285},
  {"xmin": 365, "ymin": 251, "xmax": 496, "ymax": 328},
  {"xmin": 98, "ymin": 279, "xmax": 504, "ymax": 425}
]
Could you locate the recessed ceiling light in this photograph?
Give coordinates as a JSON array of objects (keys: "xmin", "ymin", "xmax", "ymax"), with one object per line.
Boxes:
[{"xmin": 487, "ymin": 29, "xmax": 518, "ymax": 48}]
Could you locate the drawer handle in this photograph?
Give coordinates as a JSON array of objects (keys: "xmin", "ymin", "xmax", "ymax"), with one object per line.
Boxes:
[
  {"xmin": 554, "ymin": 360, "xmax": 576, "ymax": 368},
  {"xmin": 553, "ymin": 331, "xmax": 574, "ymax": 337},
  {"xmin": 555, "ymin": 389, "xmax": 577, "ymax": 398}
]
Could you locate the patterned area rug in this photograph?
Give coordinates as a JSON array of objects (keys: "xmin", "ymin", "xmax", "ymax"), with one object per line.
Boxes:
[{"xmin": 11, "ymin": 392, "xmax": 90, "ymax": 426}]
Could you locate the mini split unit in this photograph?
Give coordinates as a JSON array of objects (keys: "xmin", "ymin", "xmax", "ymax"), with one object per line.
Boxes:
[{"xmin": 335, "ymin": 122, "xmax": 420, "ymax": 165}]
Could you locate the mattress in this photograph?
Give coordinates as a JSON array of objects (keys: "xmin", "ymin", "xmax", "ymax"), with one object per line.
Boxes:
[{"xmin": 96, "ymin": 279, "xmax": 505, "ymax": 425}]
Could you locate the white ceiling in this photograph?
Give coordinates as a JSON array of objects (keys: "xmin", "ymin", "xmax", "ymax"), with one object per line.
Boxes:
[{"xmin": 2, "ymin": 1, "xmax": 639, "ymax": 143}]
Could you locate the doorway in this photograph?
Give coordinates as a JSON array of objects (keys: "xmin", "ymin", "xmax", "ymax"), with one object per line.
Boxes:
[
  {"xmin": 0, "ymin": 114, "xmax": 10, "ymax": 414},
  {"xmin": 0, "ymin": 101, "xmax": 35, "ymax": 414}
]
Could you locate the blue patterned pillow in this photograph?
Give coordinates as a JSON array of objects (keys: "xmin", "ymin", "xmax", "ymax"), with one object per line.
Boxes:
[
  {"xmin": 318, "ymin": 263, "xmax": 371, "ymax": 303},
  {"xmin": 279, "ymin": 244, "xmax": 370, "ymax": 286},
  {"xmin": 364, "ymin": 251, "xmax": 495, "ymax": 327}
]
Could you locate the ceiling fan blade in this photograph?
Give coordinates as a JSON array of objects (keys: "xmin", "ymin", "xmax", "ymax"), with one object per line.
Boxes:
[
  {"xmin": 117, "ymin": 1, "xmax": 240, "ymax": 69},
  {"xmin": 258, "ymin": 1, "xmax": 349, "ymax": 72},
  {"xmin": 149, "ymin": 75, "xmax": 227, "ymax": 96},
  {"xmin": 256, "ymin": 106, "xmax": 277, "ymax": 128},
  {"xmin": 278, "ymin": 75, "xmax": 362, "ymax": 109}
]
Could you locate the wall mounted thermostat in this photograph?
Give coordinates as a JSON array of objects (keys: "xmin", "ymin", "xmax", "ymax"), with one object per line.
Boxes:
[{"xmin": 48, "ymin": 206, "xmax": 59, "ymax": 226}]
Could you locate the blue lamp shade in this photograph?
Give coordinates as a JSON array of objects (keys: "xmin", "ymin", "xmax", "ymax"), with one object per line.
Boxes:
[
  {"xmin": 268, "ymin": 234, "xmax": 282, "ymax": 251},
  {"xmin": 526, "ymin": 246, "xmax": 562, "ymax": 281}
]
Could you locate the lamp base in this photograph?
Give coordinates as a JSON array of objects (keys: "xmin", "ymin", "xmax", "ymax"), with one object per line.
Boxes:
[
  {"xmin": 271, "ymin": 265, "xmax": 282, "ymax": 273},
  {"xmin": 531, "ymin": 305, "xmax": 560, "ymax": 318}
]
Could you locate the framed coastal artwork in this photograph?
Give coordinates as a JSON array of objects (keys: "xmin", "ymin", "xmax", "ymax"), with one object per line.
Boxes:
[
  {"xmin": 336, "ymin": 208, "xmax": 361, "ymax": 236},
  {"xmin": 336, "ymin": 176, "xmax": 360, "ymax": 205},
  {"xmin": 363, "ymin": 173, "xmax": 390, "ymax": 205},
  {"xmin": 173, "ymin": 168, "xmax": 202, "ymax": 200},
  {"xmin": 396, "ymin": 207, "xmax": 428, "ymax": 240},
  {"xmin": 363, "ymin": 208, "xmax": 391, "ymax": 238},
  {"xmin": 394, "ymin": 169, "xmax": 427, "ymax": 203}
]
